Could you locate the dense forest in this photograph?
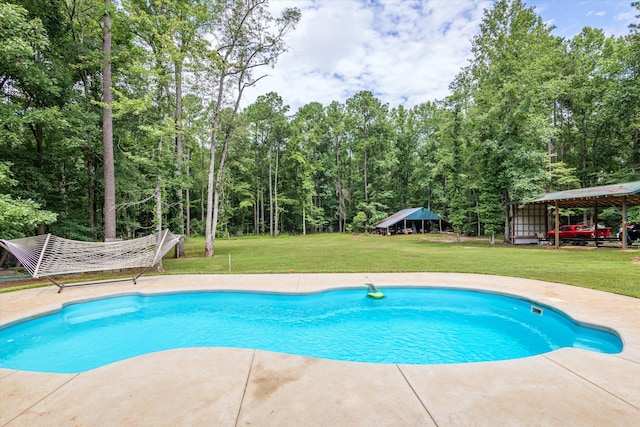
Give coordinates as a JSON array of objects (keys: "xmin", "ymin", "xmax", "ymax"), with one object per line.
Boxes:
[{"xmin": 1, "ymin": 0, "xmax": 639, "ymax": 254}]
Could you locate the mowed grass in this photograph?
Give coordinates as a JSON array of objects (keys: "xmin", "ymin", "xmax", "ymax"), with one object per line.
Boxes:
[{"xmin": 159, "ymin": 233, "xmax": 640, "ymax": 298}]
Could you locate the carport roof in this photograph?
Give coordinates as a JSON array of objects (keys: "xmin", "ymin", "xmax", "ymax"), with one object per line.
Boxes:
[
  {"xmin": 376, "ymin": 207, "xmax": 441, "ymax": 229},
  {"xmin": 529, "ymin": 181, "xmax": 640, "ymax": 208}
]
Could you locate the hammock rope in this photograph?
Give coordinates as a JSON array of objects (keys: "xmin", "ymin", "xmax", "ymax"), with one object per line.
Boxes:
[{"xmin": 0, "ymin": 229, "xmax": 181, "ymax": 292}]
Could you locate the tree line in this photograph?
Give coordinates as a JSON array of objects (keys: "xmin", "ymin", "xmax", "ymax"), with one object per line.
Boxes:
[{"xmin": 1, "ymin": 0, "xmax": 639, "ymax": 254}]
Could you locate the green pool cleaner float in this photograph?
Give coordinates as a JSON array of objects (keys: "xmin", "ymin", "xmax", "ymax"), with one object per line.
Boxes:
[{"xmin": 366, "ymin": 282, "xmax": 385, "ymax": 299}]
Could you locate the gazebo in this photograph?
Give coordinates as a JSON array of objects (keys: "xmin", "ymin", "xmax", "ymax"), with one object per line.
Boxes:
[{"xmin": 375, "ymin": 208, "xmax": 443, "ymax": 235}]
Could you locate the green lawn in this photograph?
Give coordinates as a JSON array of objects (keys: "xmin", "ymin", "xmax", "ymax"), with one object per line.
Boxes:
[
  {"xmin": 160, "ymin": 233, "xmax": 639, "ymax": 298},
  {"xmin": 3, "ymin": 233, "xmax": 639, "ymax": 297}
]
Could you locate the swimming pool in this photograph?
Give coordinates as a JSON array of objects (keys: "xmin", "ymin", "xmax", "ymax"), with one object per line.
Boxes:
[{"xmin": 0, "ymin": 288, "xmax": 622, "ymax": 373}]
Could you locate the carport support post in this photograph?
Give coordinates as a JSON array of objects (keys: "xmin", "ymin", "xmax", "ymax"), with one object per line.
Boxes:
[
  {"xmin": 622, "ymin": 196, "xmax": 628, "ymax": 250},
  {"xmin": 544, "ymin": 204, "xmax": 549, "ymax": 241},
  {"xmin": 594, "ymin": 202, "xmax": 599, "ymax": 246},
  {"xmin": 554, "ymin": 201, "xmax": 560, "ymax": 248}
]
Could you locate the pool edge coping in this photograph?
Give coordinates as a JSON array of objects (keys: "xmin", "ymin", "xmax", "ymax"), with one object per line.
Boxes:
[{"xmin": 1, "ymin": 272, "xmax": 639, "ymax": 426}]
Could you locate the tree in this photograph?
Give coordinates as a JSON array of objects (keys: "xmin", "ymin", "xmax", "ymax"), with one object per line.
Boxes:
[
  {"xmin": 346, "ymin": 91, "xmax": 391, "ymax": 230},
  {"xmin": 1, "ymin": 1, "xmax": 103, "ymax": 239},
  {"xmin": 60, "ymin": 0, "xmax": 107, "ymax": 239},
  {"xmin": 204, "ymin": 0, "xmax": 300, "ymax": 256},
  {"xmin": 408, "ymin": 102, "xmax": 451, "ymax": 220},
  {"xmin": 599, "ymin": 6, "xmax": 640, "ymax": 180},
  {"xmin": 0, "ymin": 162, "xmax": 57, "ymax": 239},
  {"xmin": 245, "ymin": 92, "xmax": 290, "ymax": 235},
  {"xmin": 288, "ymin": 102, "xmax": 330, "ymax": 234},
  {"xmin": 559, "ymin": 28, "xmax": 622, "ymax": 186},
  {"xmin": 389, "ymin": 105, "xmax": 418, "ymax": 209},
  {"xmin": 459, "ymin": 0, "xmax": 559, "ymax": 241},
  {"xmin": 102, "ymin": 0, "xmax": 116, "ymax": 239},
  {"xmin": 2, "ymin": 0, "xmax": 638, "ymax": 242},
  {"xmin": 324, "ymin": 102, "xmax": 350, "ymax": 232},
  {"xmin": 123, "ymin": 0, "xmax": 218, "ymax": 253}
]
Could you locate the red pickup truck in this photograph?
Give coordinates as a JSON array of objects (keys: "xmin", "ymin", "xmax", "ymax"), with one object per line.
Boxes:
[{"xmin": 546, "ymin": 224, "xmax": 611, "ymax": 243}]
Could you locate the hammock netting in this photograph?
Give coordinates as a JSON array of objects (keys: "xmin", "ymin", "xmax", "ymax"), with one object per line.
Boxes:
[{"xmin": 0, "ymin": 229, "xmax": 180, "ymax": 279}]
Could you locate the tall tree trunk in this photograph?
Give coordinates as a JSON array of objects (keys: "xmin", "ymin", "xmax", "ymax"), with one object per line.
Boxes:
[
  {"xmin": 102, "ymin": 0, "xmax": 116, "ymax": 240},
  {"xmin": 156, "ymin": 138, "xmax": 164, "ymax": 271},
  {"xmin": 504, "ymin": 201, "xmax": 511, "ymax": 244},
  {"xmin": 86, "ymin": 150, "xmax": 96, "ymax": 239},
  {"xmin": 174, "ymin": 59, "xmax": 185, "ymax": 257},
  {"xmin": 253, "ymin": 139, "xmax": 260, "ymax": 234},
  {"xmin": 268, "ymin": 144, "xmax": 274, "ymax": 236},
  {"xmin": 205, "ymin": 135, "xmax": 216, "ymax": 255},
  {"xmin": 260, "ymin": 177, "xmax": 265, "ymax": 234},
  {"xmin": 253, "ymin": 181, "xmax": 259, "ymax": 234},
  {"xmin": 274, "ymin": 146, "xmax": 279, "ymax": 236},
  {"xmin": 633, "ymin": 126, "xmax": 639, "ymax": 166},
  {"xmin": 209, "ymin": 78, "xmax": 246, "ymax": 255},
  {"xmin": 212, "ymin": 121, "xmax": 237, "ymax": 245},
  {"xmin": 363, "ymin": 147, "xmax": 368, "ymax": 212},
  {"xmin": 58, "ymin": 164, "xmax": 67, "ymax": 222},
  {"xmin": 186, "ymin": 147, "xmax": 191, "ymax": 237},
  {"xmin": 335, "ymin": 135, "xmax": 345, "ymax": 233},
  {"xmin": 31, "ymin": 125, "xmax": 43, "ymax": 170},
  {"xmin": 201, "ymin": 150, "xmax": 205, "ymax": 222},
  {"xmin": 155, "ymin": 183, "xmax": 164, "ymax": 271},
  {"xmin": 205, "ymin": 75, "xmax": 225, "ymax": 257}
]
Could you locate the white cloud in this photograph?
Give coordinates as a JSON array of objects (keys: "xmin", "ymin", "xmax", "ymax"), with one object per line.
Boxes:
[
  {"xmin": 614, "ymin": 10, "xmax": 635, "ymax": 27},
  {"xmin": 242, "ymin": 0, "xmax": 491, "ymax": 112},
  {"xmin": 241, "ymin": 0, "xmax": 631, "ymax": 113}
]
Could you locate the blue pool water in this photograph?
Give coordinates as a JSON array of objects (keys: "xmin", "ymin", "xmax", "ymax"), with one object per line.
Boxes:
[{"xmin": 0, "ymin": 288, "xmax": 622, "ymax": 373}]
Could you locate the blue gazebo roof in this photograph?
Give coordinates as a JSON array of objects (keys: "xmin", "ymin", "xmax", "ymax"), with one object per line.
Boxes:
[{"xmin": 376, "ymin": 208, "xmax": 441, "ymax": 229}]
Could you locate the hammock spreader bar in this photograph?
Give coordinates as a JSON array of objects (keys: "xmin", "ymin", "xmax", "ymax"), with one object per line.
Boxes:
[
  {"xmin": 41, "ymin": 267, "xmax": 152, "ymax": 293},
  {"xmin": 0, "ymin": 230, "xmax": 181, "ymax": 293},
  {"xmin": 32, "ymin": 232, "xmax": 51, "ymax": 278}
]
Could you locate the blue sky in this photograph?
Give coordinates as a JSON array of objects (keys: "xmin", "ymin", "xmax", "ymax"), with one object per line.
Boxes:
[
  {"xmin": 242, "ymin": 0, "xmax": 637, "ymax": 112},
  {"xmin": 527, "ymin": 0, "xmax": 634, "ymax": 38}
]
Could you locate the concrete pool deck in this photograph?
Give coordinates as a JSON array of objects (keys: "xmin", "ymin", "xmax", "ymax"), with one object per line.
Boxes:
[{"xmin": 1, "ymin": 272, "xmax": 639, "ymax": 426}]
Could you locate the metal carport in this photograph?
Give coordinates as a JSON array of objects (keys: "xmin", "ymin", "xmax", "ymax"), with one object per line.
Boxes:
[{"xmin": 526, "ymin": 181, "xmax": 640, "ymax": 249}]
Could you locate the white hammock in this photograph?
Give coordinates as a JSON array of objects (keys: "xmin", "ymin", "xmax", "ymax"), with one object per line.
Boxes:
[{"xmin": 0, "ymin": 229, "xmax": 181, "ymax": 292}]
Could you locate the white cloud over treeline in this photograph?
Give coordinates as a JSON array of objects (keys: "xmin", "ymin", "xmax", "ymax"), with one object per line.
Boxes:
[{"xmin": 242, "ymin": 0, "xmax": 633, "ymax": 112}]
